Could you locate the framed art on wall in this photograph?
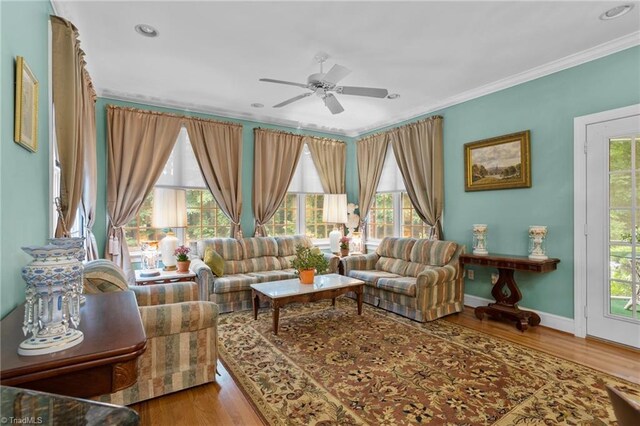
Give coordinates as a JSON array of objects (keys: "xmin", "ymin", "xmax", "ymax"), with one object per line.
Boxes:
[
  {"xmin": 464, "ymin": 130, "xmax": 531, "ymax": 191},
  {"xmin": 14, "ymin": 56, "xmax": 39, "ymax": 152}
]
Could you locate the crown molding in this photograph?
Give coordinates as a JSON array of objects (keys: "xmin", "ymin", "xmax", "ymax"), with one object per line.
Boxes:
[
  {"xmin": 98, "ymin": 89, "xmax": 357, "ymax": 138},
  {"xmin": 351, "ymin": 31, "xmax": 640, "ymax": 137},
  {"xmin": 97, "ymin": 31, "xmax": 639, "ymax": 138}
]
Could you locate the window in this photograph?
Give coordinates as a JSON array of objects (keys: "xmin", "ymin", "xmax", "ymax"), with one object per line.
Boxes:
[
  {"xmin": 366, "ymin": 146, "xmax": 431, "ymax": 240},
  {"xmin": 265, "ymin": 143, "xmax": 330, "ymax": 240},
  {"xmin": 263, "ymin": 193, "xmax": 298, "ymax": 237},
  {"xmin": 125, "ymin": 127, "xmax": 231, "ymax": 250}
]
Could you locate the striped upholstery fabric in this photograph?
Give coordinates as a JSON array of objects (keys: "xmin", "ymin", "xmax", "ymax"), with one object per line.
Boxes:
[
  {"xmin": 247, "ymin": 270, "xmax": 297, "ymax": 282},
  {"xmin": 376, "ymin": 277, "xmax": 417, "ymax": 297},
  {"xmin": 341, "ymin": 238, "xmax": 464, "ymax": 323},
  {"xmin": 348, "ymin": 270, "xmax": 401, "ymax": 287},
  {"xmin": 274, "ymin": 235, "xmax": 313, "ymax": 256},
  {"xmin": 375, "ymin": 237, "xmax": 416, "ymax": 261},
  {"xmin": 98, "ymin": 302, "xmax": 218, "ymax": 406},
  {"xmin": 341, "ymin": 253, "xmax": 379, "ymax": 275},
  {"xmin": 241, "ymin": 256, "xmax": 282, "ymax": 273},
  {"xmin": 240, "ymin": 237, "xmax": 278, "ymax": 258},
  {"xmin": 83, "ymin": 259, "xmax": 129, "ymax": 293},
  {"xmin": 211, "ymin": 290, "xmax": 256, "ymax": 313},
  {"xmin": 279, "ymin": 255, "xmax": 297, "ymax": 269},
  {"xmin": 130, "ymin": 282, "xmax": 199, "ymax": 306},
  {"xmin": 410, "ymin": 239, "xmax": 457, "ymax": 266},
  {"xmin": 190, "ymin": 258, "xmax": 213, "ymax": 301},
  {"xmin": 212, "ymin": 274, "xmax": 258, "ymax": 293},
  {"xmin": 197, "ymin": 238, "xmax": 243, "ymax": 260},
  {"xmin": 224, "ymin": 260, "xmax": 247, "ymax": 275},
  {"xmin": 375, "ymin": 257, "xmax": 411, "ymax": 275},
  {"xmin": 88, "ymin": 260, "xmax": 219, "ymax": 406}
]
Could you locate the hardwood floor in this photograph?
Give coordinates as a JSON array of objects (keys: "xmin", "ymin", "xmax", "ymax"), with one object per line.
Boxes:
[{"xmin": 130, "ymin": 306, "xmax": 639, "ymax": 426}]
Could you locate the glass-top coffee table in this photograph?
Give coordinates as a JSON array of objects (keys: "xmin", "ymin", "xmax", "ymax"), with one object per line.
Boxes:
[{"xmin": 250, "ymin": 273, "xmax": 365, "ymax": 335}]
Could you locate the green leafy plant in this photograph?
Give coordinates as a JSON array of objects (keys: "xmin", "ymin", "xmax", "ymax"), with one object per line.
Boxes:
[
  {"xmin": 291, "ymin": 245, "xmax": 328, "ymax": 274},
  {"xmin": 175, "ymin": 245, "xmax": 190, "ymax": 262}
]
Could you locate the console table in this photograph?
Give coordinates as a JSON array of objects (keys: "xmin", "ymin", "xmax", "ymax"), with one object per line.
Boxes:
[
  {"xmin": 459, "ymin": 253, "xmax": 560, "ymax": 331},
  {"xmin": 1, "ymin": 292, "xmax": 146, "ymax": 398}
]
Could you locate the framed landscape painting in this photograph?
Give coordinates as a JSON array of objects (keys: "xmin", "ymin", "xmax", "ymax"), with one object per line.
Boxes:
[
  {"xmin": 464, "ymin": 130, "xmax": 531, "ymax": 191},
  {"xmin": 14, "ymin": 56, "xmax": 39, "ymax": 152}
]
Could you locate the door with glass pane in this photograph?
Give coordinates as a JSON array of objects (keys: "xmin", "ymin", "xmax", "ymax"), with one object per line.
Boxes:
[{"xmin": 586, "ymin": 114, "xmax": 639, "ymax": 348}]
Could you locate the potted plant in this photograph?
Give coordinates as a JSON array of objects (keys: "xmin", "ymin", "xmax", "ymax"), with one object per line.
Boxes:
[
  {"xmin": 175, "ymin": 245, "xmax": 191, "ymax": 273},
  {"xmin": 291, "ymin": 245, "xmax": 329, "ymax": 284},
  {"xmin": 339, "ymin": 236, "xmax": 350, "ymax": 257}
]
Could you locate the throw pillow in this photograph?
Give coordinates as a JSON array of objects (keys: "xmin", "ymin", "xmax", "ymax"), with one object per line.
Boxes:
[{"xmin": 204, "ymin": 247, "xmax": 225, "ymax": 277}]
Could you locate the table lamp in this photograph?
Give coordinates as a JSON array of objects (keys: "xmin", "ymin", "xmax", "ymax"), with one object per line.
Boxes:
[
  {"xmin": 152, "ymin": 188, "xmax": 187, "ymax": 271},
  {"xmin": 323, "ymin": 194, "xmax": 348, "ymax": 254}
]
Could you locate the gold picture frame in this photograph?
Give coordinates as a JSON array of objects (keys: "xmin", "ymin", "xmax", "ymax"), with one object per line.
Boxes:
[
  {"xmin": 14, "ymin": 56, "xmax": 39, "ymax": 152},
  {"xmin": 464, "ymin": 130, "xmax": 531, "ymax": 191}
]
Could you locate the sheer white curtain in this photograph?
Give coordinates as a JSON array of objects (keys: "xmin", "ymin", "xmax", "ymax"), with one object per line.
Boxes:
[
  {"xmin": 288, "ymin": 143, "xmax": 324, "ymax": 194},
  {"xmin": 155, "ymin": 127, "xmax": 207, "ymax": 189}
]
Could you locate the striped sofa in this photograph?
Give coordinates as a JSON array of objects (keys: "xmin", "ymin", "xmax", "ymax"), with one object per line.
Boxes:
[
  {"xmin": 189, "ymin": 235, "xmax": 340, "ymax": 313},
  {"xmin": 340, "ymin": 237, "xmax": 465, "ymax": 322},
  {"xmin": 83, "ymin": 259, "xmax": 218, "ymax": 406}
]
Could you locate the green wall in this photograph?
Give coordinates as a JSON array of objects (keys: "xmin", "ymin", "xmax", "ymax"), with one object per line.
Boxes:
[
  {"xmin": 1, "ymin": 1, "xmax": 53, "ymax": 318},
  {"xmin": 361, "ymin": 46, "xmax": 640, "ymax": 318},
  {"xmin": 93, "ymin": 98, "xmax": 356, "ymax": 257}
]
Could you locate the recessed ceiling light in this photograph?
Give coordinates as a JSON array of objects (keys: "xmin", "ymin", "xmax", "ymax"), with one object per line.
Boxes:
[
  {"xmin": 600, "ymin": 4, "xmax": 634, "ymax": 20},
  {"xmin": 251, "ymin": 103, "xmax": 264, "ymax": 108},
  {"xmin": 387, "ymin": 93, "xmax": 400, "ymax": 100},
  {"xmin": 135, "ymin": 24, "xmax": 159, "ymax": 37}
]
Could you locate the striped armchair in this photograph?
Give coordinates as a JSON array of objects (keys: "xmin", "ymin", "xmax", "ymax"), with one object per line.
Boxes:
[
  {"xmin": 83, "ymin": 260, "xmax": 218, "ymax": 406},
  {"xmin": 340, "ymin": 237, "xmax": 465, "ymax": 322}
]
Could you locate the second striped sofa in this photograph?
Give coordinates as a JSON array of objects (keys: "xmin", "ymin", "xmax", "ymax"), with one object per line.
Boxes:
[
  {"xmin": 189, "ymin": 235, "xmax": 340, "ymax": 312},
  {"xmin": 340, "ymin": 237, "xmax": 465, "ymax": 322}
]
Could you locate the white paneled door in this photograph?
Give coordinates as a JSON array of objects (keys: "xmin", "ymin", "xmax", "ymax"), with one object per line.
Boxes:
[{"xmin": 585, "ymin": 113, "xmax": 640, "ymax": 348}]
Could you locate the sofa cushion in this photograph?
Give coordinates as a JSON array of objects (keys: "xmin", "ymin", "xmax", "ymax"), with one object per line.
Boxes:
[
  {"xmin": 376, "ymin": 237, "xmax": 416, "ymax": 261},
  {"xmin": 274, "ymin": 235, "xmax": 313, "ymax": 257},
  {"xmin": 204, "ymin": 247, "xmax": 225, "ymax": 277},
  {"xmin": 405, "ymin": 262, "xmax": 430, "ymax": 277},
  {"xmin": 212, "ymin": 274, "xmax": 259, "ymax": 294},
  {"xmin": 197, "ymin": 238, "xmax": 243, "ymax": 261},
  {"xmin": 410, "ymin": 240, "xmax": 457, "ymax": 267},
  {"xmin": 240, "ymin": 237, "xmax": 278, "ymax": 258},
  {"xmin": 348, "ymin": 270, "xmax": 401, "ymax": 287},
  {"xmin": 376, "ymin": 277, "xmax": 417, "ymax": 297},
  {"xmin": 247, "ymin": 270, "xmax": 297, "ymax": 283},
  {"xmin": 375, "ymin": 257, "xmax": 411, "ymax": 275},
  {"xmin": 224, "ymin": 260, "xmax": 247, "ymax": 275},
  {"xmin": 242, "ymin": 256, "xmax": 282, "ymax": 272}
]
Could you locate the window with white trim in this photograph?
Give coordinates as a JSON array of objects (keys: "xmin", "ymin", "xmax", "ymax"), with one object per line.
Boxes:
[
  {"xmin": 124, "ymin": 127, "xmax": 230, "ymax": 250},
  {"xmin": 367, "ymin": 146, "xmax": 431, "ymax": 240},
  {"xmin": 265, "ymin": 144, "xmax": 329, "ymax": 240}
]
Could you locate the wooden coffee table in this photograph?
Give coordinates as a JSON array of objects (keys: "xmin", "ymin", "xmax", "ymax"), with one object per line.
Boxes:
[{"xmin": 250, "ymin": 273, "xmax": 364, "ymax": 335}]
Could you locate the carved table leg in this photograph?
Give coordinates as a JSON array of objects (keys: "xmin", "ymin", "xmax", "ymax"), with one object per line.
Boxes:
[
  {"xmin": 356, "ymin": 287, "xmax": 363, "ymax": 315},
  {"xmin": 272, "ymin": 300, "xmax": 280, "ymax": 335},
  {"xmin": 332, "ymin": 297, "xmax": 336, "ymax": 308},
  {"xmin": 252, "ymin": 290, "xmax": 259, "ymax": 320}
]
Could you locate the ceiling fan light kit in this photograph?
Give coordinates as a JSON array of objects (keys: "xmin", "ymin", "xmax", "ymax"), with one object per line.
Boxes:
[{"xmin": 259, "ymin": 53, "xmax": 390, "ymax": 114}]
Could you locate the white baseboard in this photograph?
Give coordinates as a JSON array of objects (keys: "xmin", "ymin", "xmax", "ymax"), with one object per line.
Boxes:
[{"xmin": 463, "ymin": 294, "xmax": 575, "ymax": 335}]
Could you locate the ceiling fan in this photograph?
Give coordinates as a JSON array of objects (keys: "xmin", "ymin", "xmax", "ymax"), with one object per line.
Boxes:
[{"xmin": 259, "ymin": 53, "xmax": 389, "ymax": 114}]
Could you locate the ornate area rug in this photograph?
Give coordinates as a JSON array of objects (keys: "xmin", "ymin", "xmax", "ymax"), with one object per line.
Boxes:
[{"xmin": 218, "ymin": 298, "xmax": 639, "ymax": 425}]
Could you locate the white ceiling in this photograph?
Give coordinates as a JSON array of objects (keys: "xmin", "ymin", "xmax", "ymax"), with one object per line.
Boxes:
[{"xmin": 52, "ymin": 1, "xmax": 640, "ymax": 136}]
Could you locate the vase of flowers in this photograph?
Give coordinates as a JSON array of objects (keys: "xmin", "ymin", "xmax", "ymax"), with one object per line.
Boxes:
[
  {"xmin": 175, "ymin": 245, "xmax": 191, "ymax": 273},
  {"xmin": 339, "ymin": 236, "xmax": 350, "ymax": 257},
  {"xmin": 291, "ymin": 245, "xmax": 329, "ymax": 284}
]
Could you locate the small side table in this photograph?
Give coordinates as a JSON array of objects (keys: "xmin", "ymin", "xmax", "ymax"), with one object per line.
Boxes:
[
  {"xmin": 459, "ymin": 253, "xmax": 560, "ymax": 331},
  {"xmin": 134, "ymin": 269, "xmax": 196, "ymax": 285}
]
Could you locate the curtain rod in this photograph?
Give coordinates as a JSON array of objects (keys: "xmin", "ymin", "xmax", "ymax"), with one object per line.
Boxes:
[
  {"xmin": 254, "ymin": 127, "xmax": 346, "ymax": 144},
  {"xmin": 107, "ymin": 104, "xmax": 243, "ymax": 128},
  {"xmin": 356, "ymin": 115, "xmax": 443, "ymax": 142}
]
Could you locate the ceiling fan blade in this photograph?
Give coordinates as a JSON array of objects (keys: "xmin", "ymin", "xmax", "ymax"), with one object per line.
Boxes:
[
  {"xmin": 337, "ymin": 86, "xmax": 389, "ymax": 98},
  {"xmin": 273, "ymin": 92, "xmax": 312, "ymax": 108},
  {"xmin": 322, "ymin": 64, "xmax": 351, "ymax": 85},
  {"xmin": 323, "ymin": 94, "xmax": 344, "ymax": 115},
  {"xmin": 259, "ymin": 78, "xmax": 308, "ymax": 89}
]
